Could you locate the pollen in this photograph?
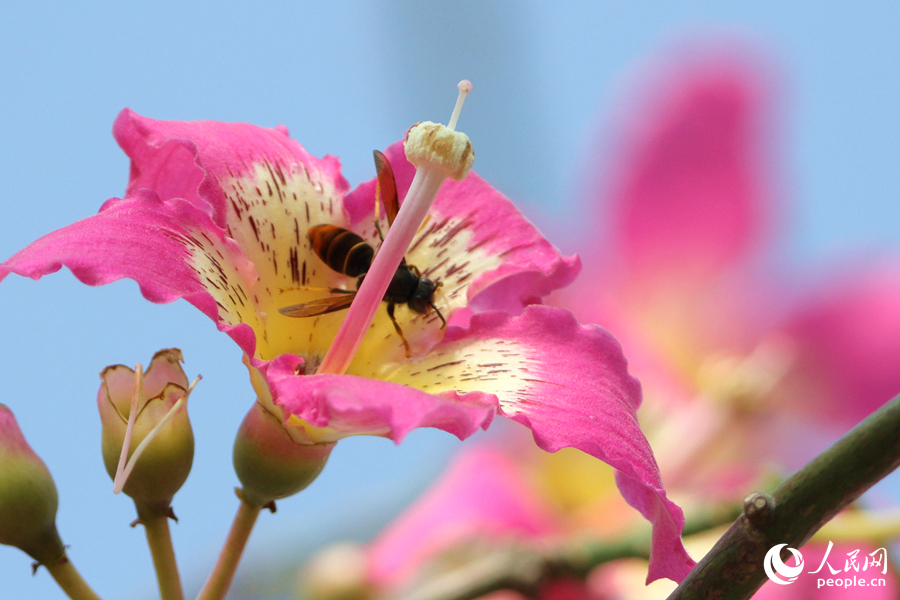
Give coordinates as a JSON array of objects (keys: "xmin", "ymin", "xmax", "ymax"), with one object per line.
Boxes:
[{"xmin": 404, "ymin": 121, "xmax": 474, "ymax": 181}]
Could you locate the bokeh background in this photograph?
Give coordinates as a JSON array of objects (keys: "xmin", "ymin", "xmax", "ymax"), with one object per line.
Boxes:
[{"xmin": 1, "ymin": 1, "xmax": 898, "ymax": 598}]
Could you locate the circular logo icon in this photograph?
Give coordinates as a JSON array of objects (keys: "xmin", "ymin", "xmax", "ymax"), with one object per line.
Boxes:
[{"xmin": 764, "ymin": 544, "xmax": 804, "ymax": 585}]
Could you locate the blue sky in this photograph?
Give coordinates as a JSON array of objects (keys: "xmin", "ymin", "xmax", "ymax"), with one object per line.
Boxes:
[{"xmin": 1, "ymin": 2, "xmax": 898, "ymax": 598}]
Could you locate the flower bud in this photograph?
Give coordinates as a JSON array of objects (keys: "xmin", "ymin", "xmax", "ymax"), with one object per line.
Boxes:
[
  {"xmin": 98, "ymin": 349, "xmax": 194, "ymax": 514},
  {"xmin": 233, "ymin": 401, "xmax": 334, "ymax": 507},
  {"xmin": 0, "ymin": 404, "xmax": 65, "ymax": 563}
]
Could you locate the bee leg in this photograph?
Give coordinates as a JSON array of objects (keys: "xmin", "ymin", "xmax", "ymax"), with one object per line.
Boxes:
[
  {"xmin": 428, "ymin": 302, "xmax": 447, "ymax": 329},
  {"xmin": 329, "ymin": 288, "xmax": 356, "ymax": 294},
  {"xmin": 387, "ymin": 302, "xmax": 412, "ymax": 358}
]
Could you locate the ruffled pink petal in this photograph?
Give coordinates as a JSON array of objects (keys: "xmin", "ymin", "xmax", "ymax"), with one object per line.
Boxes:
[
  {"xmin": 262, "ymin": 354, "xmax": 498, "ymax": 443},
  {"xmin": 344, "ymin": 141, "xmax": 580, "ymax": 316},
  {"xmin": 367, "ymin": 444, "xmax": 559, "ymax": 588},
  {"xmin": 606, "ymin": 51, "xmax": 772, "ymax": 285},
  {"xmin": 0, "ymin": 189, "xmax": 261, "ymax": 358},
  {"xmin": 114, "ymin": 108, "xmax": 350, "ymax": 231},
  {"xmin": 780, "ymin": 264, "xmax": 900, "ymax": 424},
  {"xmin": 2, "ymin": 190, "xmax": 213, "ymax": 308}
]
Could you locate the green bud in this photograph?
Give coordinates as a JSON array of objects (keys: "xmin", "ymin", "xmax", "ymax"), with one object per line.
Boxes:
[
  {"xmin": 233, "ymin": 401, "xmax": 334, "ymax": 507},
  {"xmin": 98, "ymin": 348, "xmax": 194, "ymax": 515},
  {"xmin": 0, "ymin": 404, "xmax": 65, "ymax": 563}
]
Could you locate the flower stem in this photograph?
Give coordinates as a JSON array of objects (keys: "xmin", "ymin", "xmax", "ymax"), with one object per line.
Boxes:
[
  {"xmin": 45, "ymin": 559, "xmax": 103, "ymax": 600},
  {"xmin": 142, "ymin": 513, "xmax": 184, "ymax": 600},
  {"xmin": 195, "ymin": 496, "xmax": 262, "ymax": 600},
  {"xmin": 668, "ymin": 391, "xmax": 900, "ymax": 600}
]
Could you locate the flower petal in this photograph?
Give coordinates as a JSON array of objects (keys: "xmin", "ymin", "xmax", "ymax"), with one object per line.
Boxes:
[
  {"xmin": 606, "ymin": 52, "xmax": 772, "ymax": 285},
  {"xmin": 3, "ymin": 110, "xmax": 390, "ymax": 363},
  {"xmin": 0, "ymin": 187, "xmax": 264, "ymax": 357},
  {"xmin": 115, "ymin": 109, "xmax": 349, "ymax": 231},
  {"xmin": 263, "ymin": 354, "xmax": 497, "ymax": 444},
  {"xmin": 1, "ymin": 189, "xmax": 212, "ymax": 307}
]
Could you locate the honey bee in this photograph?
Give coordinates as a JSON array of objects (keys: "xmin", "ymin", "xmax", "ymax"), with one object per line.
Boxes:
[{"xmin": 278, "ymin": 150, "xmax": 446, "ymax": 355}]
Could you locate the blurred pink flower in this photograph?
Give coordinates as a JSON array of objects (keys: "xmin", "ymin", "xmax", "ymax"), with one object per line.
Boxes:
[
  {"xmin": 366, "ymin": 443, "xmax": 559, "ymax": 589},
  {"xmin": 0, "ymin": 110, "xmax": 694, "ymax": 582},
  {"xmin": 557, "ymin": 47, "xmax": 900, "ymax": 491},
  {"xmin": 363, "ymin": 440, "xmax": 636, "ymax": 593}
]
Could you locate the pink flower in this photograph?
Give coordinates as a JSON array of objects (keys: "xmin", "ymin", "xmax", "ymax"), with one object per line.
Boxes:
[
  {"xmin": 363, "ymin": 443, "xmax": 582, "ymax": 592},
  {"xmin": 0, "ymin": 109, "xmax": 694, "ymax": 583}
]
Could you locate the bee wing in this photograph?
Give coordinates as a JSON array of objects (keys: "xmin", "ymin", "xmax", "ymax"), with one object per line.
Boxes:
[
  {"xmin": 374, "ymin": 149, "xmax": 399, "ymax": 228},
  {"xmin": 278, "ymin": 293, "xmax": 357, "ymax": 318}
]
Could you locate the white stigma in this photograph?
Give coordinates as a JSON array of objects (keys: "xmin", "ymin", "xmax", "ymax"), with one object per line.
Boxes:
[{"xmin": 447, "ymin": 80, "xmax": 472, "ymax": 131}]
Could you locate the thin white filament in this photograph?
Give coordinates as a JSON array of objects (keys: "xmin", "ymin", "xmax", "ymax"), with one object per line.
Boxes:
[{"xmin": 113, "ymin": 363, "xmax": 144, "ymax": 494}]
